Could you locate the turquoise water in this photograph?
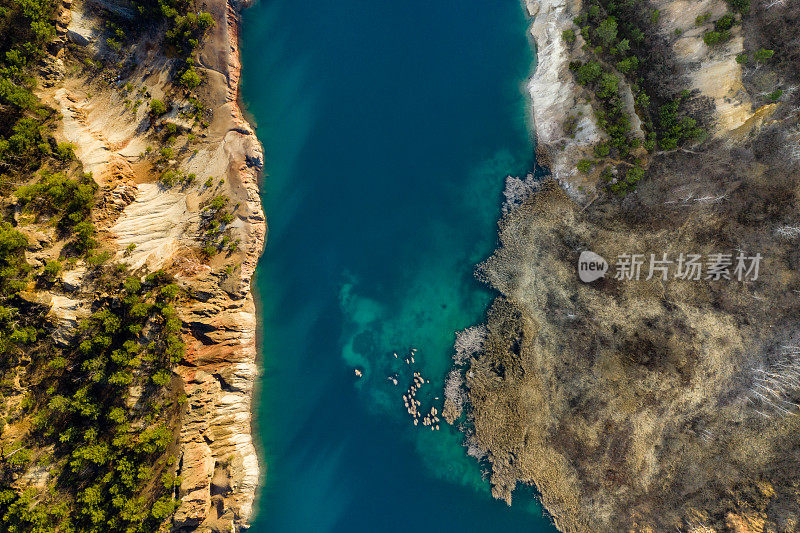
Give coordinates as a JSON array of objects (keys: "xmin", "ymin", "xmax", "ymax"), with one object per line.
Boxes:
[{"xmin": 240, "ymin": 1, "xmax": 556, "ymax": 531}]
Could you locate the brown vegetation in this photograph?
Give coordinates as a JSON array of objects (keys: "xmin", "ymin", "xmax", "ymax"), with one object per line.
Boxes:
[{"xmin": 452, "ymin": 0, "xmax": 800, "ymax": 530}]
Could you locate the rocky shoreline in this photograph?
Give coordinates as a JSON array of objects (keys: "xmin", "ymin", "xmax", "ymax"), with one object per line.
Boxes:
[
  {"xmin": 171, "ymin": 0, "xmax": 266, "ymax": 528},
  {"xmin": 39, "ymin": 0, "xmax": 267, "ymax": 528}
]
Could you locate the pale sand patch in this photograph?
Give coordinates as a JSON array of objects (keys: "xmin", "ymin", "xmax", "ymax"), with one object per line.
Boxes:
[
  {"xmin": 53, "ymin": 88, "xmax": 109, "ymax": 176},
  {"xmin": 654, "ymin": 0, "xmax": 755, "ymax": 135},
  {"xmin": 111, "ymin": 183, "xmax": 199, "ymax": 271}
]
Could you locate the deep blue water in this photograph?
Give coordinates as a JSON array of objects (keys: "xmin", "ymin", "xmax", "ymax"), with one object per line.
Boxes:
[{"xmin": 240, "ymin": 1, "xmax": 557, "ymax": 531}]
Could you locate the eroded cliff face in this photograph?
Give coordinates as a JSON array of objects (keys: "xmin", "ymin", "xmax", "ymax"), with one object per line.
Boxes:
[
  {"xmin": 35, "ymin": 0, "xmax": 265, "ymax": 529},
  {"xmin": 524, "ymin": 0, "xmax": 603, "ymax": 200},
  {"xmin": 448, "ymin": 0, "xmax": 800, "ymax": 531}
]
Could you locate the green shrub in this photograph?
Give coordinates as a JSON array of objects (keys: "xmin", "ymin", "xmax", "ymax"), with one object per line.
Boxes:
[
  {"xmin": 577, "ymin": 159, "xmax": 594, "ymax": 173},
  {"xmin": 209, "ymin": 195, "xmax": 228, "ymax": 210},
  {"xmin": 754, "ymin": 48, "xmax": 774, "ymax": 62},
  {"xmin": 714, "ymin": 13, "xmax": 736, "ymax": 32},
  {"xmin": 656, "ymin": 96, "xmax": 704, "ymax": 150},
  {"xmin": 74, "ymin": 221, "xmax": 97, "ymax": 253},
  {"xmin": 7, "ymin": 448, "xmax": 31, "ymax": 467},
  {"xmin": 703, "ymin": 30, "xmax": 731, "ymax": 47},
  {"xmin": 42, "ymin": 260, "xmax": 61, "ymax": 281},
  {"xmin": 123, "ymin": 276, "xmax": 142, "ymax": 294},
  {"xmin": 160, "ymin": 283, "xmax": 180, "ymax": 300},
  {"xmin": 562, "ymin": 29, "xmax": 576, "ymax": 44},
  {"xmin": 151, "ymin": 495, "xmax": 178, "ymax": 520},
  {"xmin": 0, "ymin": 223, "xmax": 28, "ymax": 296},
  {"xmin": 149, "ymin": 99, "xmax": 168, "ymax": 116},
  {"xmin": 6, "ymin": 118, "xmax": 44, "ymax": 157},
  {"xmin": 160, "ymin": 169, "xmax": 179, "ymax": 187},
  {"xmin": 106, "ymin": 37, "xmax": 121, "ymax": 51},
  {"xmin": 695, "ymin": 12, "xmax": 711, "ymax": 25},
  {"xmin": 726, "ymin": 0, "xmax": 750, "ymax": 14},
  {"xmin": 164, "ymin": 123, "xmax": 178, "ymax": 136},
  {"xmin": 572, "ymin": 61, "xmax": 602, "ymax": 85},
  {"xmin": 593, "ymin": 143, "xmax": 611, "ymax": 157},
  {"xmin": 165, "ymin": 12, "xmax": 215, "ymax": 53},
  {"xmin": 15, "ymin": 172, "xmax": 97, "ymax": 231},
  {"xmin": 612, "ymin": 38, "xmax": 630, "ymax": 55},
  {"xmin": 643, "ymin": 132, "xmax": 656, "ymax": 152},
  {"xmin": 179, "ymin": 67, "xmax": 201, "ymax": 89},
  {"xmin": 616, "ymin": 56, "xmax": 639, "ymax": 73},
  {"xmin": 609, "ymin": 164, "xmax": 646, "ymax": 195},
  {"xmin": 0, "ymin": 77, "xmax": 36, "ymax": 109},
  {"xmin": 151, "ymin": 370, "xmax": 171, "ymax": 387},
  {"xmin": 55, "ymin": 142, "xmax": 76, "ymax": 161}
]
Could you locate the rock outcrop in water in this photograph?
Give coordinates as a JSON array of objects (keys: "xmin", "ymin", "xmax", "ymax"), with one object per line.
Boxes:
[{"xmin": 449, "ymin": 0, "xmax": 800, "ymax": 531}]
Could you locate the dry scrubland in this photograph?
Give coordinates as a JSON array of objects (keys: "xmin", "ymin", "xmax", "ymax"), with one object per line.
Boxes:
[{"xmin": 446, "ymin": 0, "xmax": 800, "ymax": 531}]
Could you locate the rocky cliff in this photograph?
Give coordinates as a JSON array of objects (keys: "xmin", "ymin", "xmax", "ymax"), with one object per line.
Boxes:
[{"xmin": 29, "ymin": 0, "xmax": 265, "ymax": 529}]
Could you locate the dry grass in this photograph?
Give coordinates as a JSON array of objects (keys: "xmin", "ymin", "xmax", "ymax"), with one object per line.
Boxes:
[{"xmin": 457, "ymin": 126, "xmax": 800, "ymax": 530}]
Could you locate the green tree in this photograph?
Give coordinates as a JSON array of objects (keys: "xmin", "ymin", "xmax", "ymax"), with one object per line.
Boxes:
[
  {"xmin": 596, "ymin": 17, "xmax": 618, "ymax": 47},
  {"xmin": 726, "ymin": 0, "xmax": 750, "ymax": 14},
  {"xmin": 179, "ymin": 67, "xmax": 201, "ymax": 89},
  {"xmin": 574, "ymin": 61, "xmax": 602, "ymax": 85},
  {"xmin": 74, "ymin": 220, "xmax": 97, "ymax": 253},
  {"xmin": 616, "ymin": 56, "xmax": 639, "ymax": 73},
  {"xmin": 596, "ymin": 73, "xmax": 619, "ymax": 99},
  {"xmin": 0, "ymin": 223, "xmax": 27, "ymax": 296},
  {"xmin": 55, "ymin": 142, "xmax": 76, "ymax": 161}
]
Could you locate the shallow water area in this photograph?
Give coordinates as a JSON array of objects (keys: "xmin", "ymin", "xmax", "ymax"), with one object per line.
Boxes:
[{"xmin": 241, "ymin": 1, "xmax": 558, "ymax": 531}]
